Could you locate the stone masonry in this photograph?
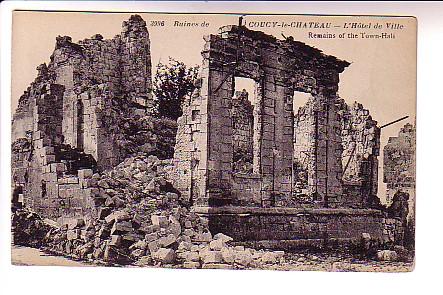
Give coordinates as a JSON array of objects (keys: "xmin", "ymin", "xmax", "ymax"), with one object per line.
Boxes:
[
  {"xmin": 11, "ymin": 15, "xmax": 163, "ymax": 219},
  {"xmin": 173, "ymin": 25, "xmax": 350, "ymax": 208},
  {"xmin": 384, "ymin": 123, "xmax": 416, "ymax": 221},
  {"xmin": 12, "ymin": 16, "xmax": 408, "ymax": 250},
  {"xmin": 293, "ymin": 99, "xmax": 381, "ymax": 208}
]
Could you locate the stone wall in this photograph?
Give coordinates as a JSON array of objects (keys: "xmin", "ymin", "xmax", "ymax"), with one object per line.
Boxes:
[
  {"xmin": 195, "ymin": 206, "xmax": 404, "ymax": 247},
  {"xmin": 383, "ymin": 123, "xmax": 416, "ymax": 220},
  {"xmin": 11, "ymin": 15, "xmax": 177, "ymax": 219},
  {"xmin": 293, "ymin": 98, "xmax": 380, "ymax": 208},
  {"xmin": 232, "ymin": 90, "xmax": 254, "ymax": 173},
  {"xmin": 173, "ymin": 25, "xmax": 349, "ymax": 208},
  {"xmin": 339, "ymin": 100, "xmax": 380, "ymax": 207}
]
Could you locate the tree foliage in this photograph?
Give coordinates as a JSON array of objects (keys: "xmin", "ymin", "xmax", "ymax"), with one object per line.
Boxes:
[{"xmin": 153, "ymin": 57, "xmax": 199, "ymax": 120}]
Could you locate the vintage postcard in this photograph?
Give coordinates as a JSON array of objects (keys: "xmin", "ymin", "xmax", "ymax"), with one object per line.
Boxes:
[{"xmin": 11, "ymin": 11, "xmax": 416, "ymax": 271}]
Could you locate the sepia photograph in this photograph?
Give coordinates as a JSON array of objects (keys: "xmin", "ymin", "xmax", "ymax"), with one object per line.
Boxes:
[{"xmin": 10, "ymin": 10, "xmax": 416, "ymax": 272}]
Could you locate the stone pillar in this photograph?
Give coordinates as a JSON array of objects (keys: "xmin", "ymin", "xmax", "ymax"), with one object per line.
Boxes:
[
  {"xmin": 205, "ymin": 66, "xmax": 234, "ymax": 205},
  {"xmin": 259, "ymin": 72, "xmax": 294, "ymax": 207},
  {"xmin": 312, "ymin": 92, "xmax": 343, "ymax": 207}
]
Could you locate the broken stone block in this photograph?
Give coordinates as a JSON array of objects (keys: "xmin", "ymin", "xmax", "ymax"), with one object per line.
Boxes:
[
  {"xmin": 213, "ymin": 233, "xmax": 233, "ymax": 243},
  {"xmin": 109, "ymin": 235, "xmax": 122, "ymax": 247},
  {"xmin": 105, "ymin": 211, "xmax": 131, "ymax": 224},
  {"xmin": 209, "ymin": 239, "xmax": 226, "ymax": 251},
  {"xmin": 98, "ymin": 179, "xmax": 110, "ymax": 189},
  {"xmin": 234, "ymin": 250, "xmax": 253, "ymax": 266},
  {"xmin": 111, "ymin": 221, "xmax": 133, "ymax": 235},
  {"xmin": 147, "ymin": 240, "xmax": 160, "ymax": 254},
  {"xmin": 66, "ymin": 229, "xmax": 80, "ymax": 240},
  {"xmin": 194, "ymin": 232, "xmax": 212, "ymax": 243},
  {"xmin": 184, "ymin": 251, "xmax": 200, "ymax": 262},
  {"xmin": 261, "ymin": 252, "xmax": 278, "ymax": 264},
  {"xmin": 67, "ymin": 218, "xmax": 85, "ymax": 230},
  {"xmin": 151, "ymin": 215, "xmax": 169, "ymax": 228},
  {"xmin": 221, "ymin": 248, "xmax": 235, "ymax": 264},
  {"xmin": 135, "ymin": 255, "xmax": 152, "ymax": 266},
  {"xmin": 145, "ymin": 232, "xmax": 158, "ymax": 243},
  {"xmin": 177, "ymin": 241, "xmax": 192, "ymax": 252},
  {"xmin": 131, "ymin": 249, "xmax": 145, "ymax": 259},
  {"xmin": 129, "ymin": 240, "xmax": 147, "ymax": 251},
  {"xmin": 78, "ymin": 169, "xmax": 93, "ymax": 179},
  {"xmin": 376, "ymin": 250, "xmax": 398, "ymax": 261},
  {"xmin": 158, "ymin": 234, "xmax": 177, "ymax": 248},
  {"xmin": 152, "ymin": 248, "xmax": 176, "ymax": 264},
  {"xmin": 97, "ymin": 207, "xmax": 111, "ymax": 220},
  {"xmin": 200, "ymin": 250, "xmax": 223, "ymax": 264}
]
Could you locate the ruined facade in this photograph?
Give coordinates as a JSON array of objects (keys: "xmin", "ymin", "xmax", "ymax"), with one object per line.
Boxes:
[
  {"xmin": 174, "ymin": 25, "xmax": 350, "ymax": 208},
  {"xmin": 11, "ymin": 15, "xmax": 170, "ymax": 219},
  {"xmin": 12, "ymin": 16, "xmax": 408, "ymax": 248},
  {"xmin": 384, "ymin": 123, "xmax": 416, "ymax": 220},
  {"xmin": 172, "ymin": 25, "xmax": 404, "ymax": 245}
]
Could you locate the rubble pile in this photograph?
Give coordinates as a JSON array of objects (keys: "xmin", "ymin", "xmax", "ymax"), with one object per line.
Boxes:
[
  {"xmin": 12, "ymin": 209, "xmax": 56, "ymax": 248},
  {"xmin": 15, "ymin": 153, "xmax": 285, "ymax": 268}
]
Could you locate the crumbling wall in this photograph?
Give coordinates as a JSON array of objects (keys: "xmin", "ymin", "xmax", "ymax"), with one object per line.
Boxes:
[
  {"xmin": 384, "ymin": 123, "xmax": 416, "ymax": 220},
  {"xmin": 11, "ymin": 15, "xmax": 177, "ymax": 219},
  {"xmin": 232, "ymin": 90, "xmax": 254, "ymax": 173},
  {"xmin": 293, "ymin": 98, "xmax": 381, "ymax": 208},
  {"xmin": 339, "ymin": 100, "xmax": 380, "ymax": 207},
  {"xmin": 173, "ymin": 25, "xmax": 349, "ymax": 208}
]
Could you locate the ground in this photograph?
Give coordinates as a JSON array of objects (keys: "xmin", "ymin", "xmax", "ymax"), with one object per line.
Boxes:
[
  {"xmin": 11, "ymin": 245, "xmax": 90, "ymax": 267},
  {"xmin": 11, "ymin": 245, "xmax": 413, "ymax": 272}
]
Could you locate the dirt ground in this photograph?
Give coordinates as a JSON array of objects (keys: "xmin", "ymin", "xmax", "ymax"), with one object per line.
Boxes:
[
  {"xmin": 11, "ymin": 245, "xmax": 413, "ymax": 272},
  {"xmin": 11, "ymin": 245, "xmax": 90, "ymax": 267}
]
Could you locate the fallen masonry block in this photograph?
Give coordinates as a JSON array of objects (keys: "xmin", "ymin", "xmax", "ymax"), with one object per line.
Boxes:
[
  {"xmin": 234, "ymin": 250, "xmax": 253, "ymax": 266},
  {"xmin": 152, "ymin": 248, "xmax": 176, "ymax": 264},
  {"xmin": 158, "ymin": 234, "xmax": 177, "ymax": 247},
  {"xmin": 78, "ymin": 169, "xmax": 93, "ymax": 179},
  {"xmin": 66, "ymin": 229, "xmax": 80, "ymax": 240},
  {"xmin": 142, "ymin": 224, "xmax": 160, "ymax": 234},
  {"xmin": 145, "ymin": 232, "xmax": 158, "ymax": 243},
  {"xmin": 261, "ymin": 252, "xmax": 278, "ymax": 264},
  {"xmin": 184, "ymin": 251, "xmax": 200, "ymax": 262},
  {"xmin": 209, "ymin": 239, "xmax": 226, "ymax": 251},
  {"xmin": 111, "ymin": 221, "xmax": 133, "ymax": 235},
  {"xmin": 109, "ymin": 235, "xmax": 122, "ymax": 247},
  {"xmin": 213, "ymin": 233, "xmax": 233, "ymax": 243},
  {"xmin": 221, "ymin": 248, "xmax": 235, "ymax": 263},
  {"xmin": 200, "ymin": 250, "xmax": 223, "ymax": 264},
  {"xmin": 129, "ymin": 240, "xmax": 147, "ymax": 251},
  {"xmin": 105, "ymin": 211, "xmax": 131, "ymax": 224},
  {"xmin": 194, "ymin": 232, "xmax": 212, "ymax": 243},
  {"xmin": 98, "ymin": 207, "xmax": 111, "ymax": 220},
  {"xmin": 151, "ymin": 215, "xmax": 169, "ymax": 228},
  {"xmin": 177, "ymin": 241, "xmax": 192, "ymax": 252},
  {"xmin": 148, "ymin": 240, "xmax": 160, "ymax": 254},
  {"xmin": 67, "ymin": 218, "xmax": 85, "ymax": 230},
  {"xmin": 376, "ymin": 250, "xmax": 398, "ymax": 262}
]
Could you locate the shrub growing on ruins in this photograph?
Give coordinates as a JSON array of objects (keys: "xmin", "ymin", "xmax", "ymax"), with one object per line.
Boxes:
[{"xmin": 153, "ymin": 57, "xmax": 199, "ymax": 120}]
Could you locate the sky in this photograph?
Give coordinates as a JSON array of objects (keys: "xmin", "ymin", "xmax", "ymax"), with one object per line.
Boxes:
[{"xmin": 11, "ymin": 11, "xmax": 417, "ymax": 202}]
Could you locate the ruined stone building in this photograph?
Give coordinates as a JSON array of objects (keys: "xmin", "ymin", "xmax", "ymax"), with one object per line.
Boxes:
[
  {"xmin": 12, "ymin": 16, "xmax": 407, "ymax": 247},
  {"xmin": 11, "ymin": 15, "xmax": 176, "ymax": 219},
  {"xmin": 384, "ymin": 123, "xmax": 416, "ymax": 221},
  {"xmin": 173, "ymin": 25, "xmax": 403, "ymax": 244}
]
